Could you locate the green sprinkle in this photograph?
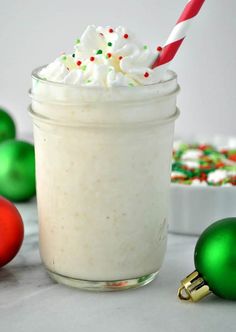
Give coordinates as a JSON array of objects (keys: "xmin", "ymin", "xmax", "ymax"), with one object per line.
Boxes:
[
  {"xmin": 229, "ymin": 149, "xmax": 236, "ymax": 155},
  {"xmin": 143, "ymin": 45, "xmax": 148, "ymax": 50},
  {"xmin": 96, "ymin": 49, "xmax": 103, "ymax": 54},
  {"xmin": 128, "ymin": 83, "xmax": 134, "ymax": 87},
  {"xmin": 107, "ymin": 42, "xmax": 112, "ymax": 47},
  {"xmin": 224, "ymin": 165, "xmax": 236, "ymax": 171},
  {"xmin": 81, "ymin": 65, "xmax": 87, "ymax": 71},
  {"xmin": 87, "ymin": 79, "xmax": 92, "ymax": 83},
  {"xmin": 62, "ymin": 55, "xmax": 67, "ymax": 61},
  {"xmin": 75, "ymin": 38, "xmax": 80, "ymax": 44}
]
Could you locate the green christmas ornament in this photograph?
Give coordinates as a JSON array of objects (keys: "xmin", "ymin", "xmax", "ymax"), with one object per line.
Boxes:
[
  {"xmin": 0, "ymin": 140, "xmax": 36, "ymax": 202},
  {"xmin": 178, "ymin": 218, "xmax": 236, "ymax": 302},
  {"xmin": 0, "ymin": 107, "xmax": 16, "ymax": 143}
]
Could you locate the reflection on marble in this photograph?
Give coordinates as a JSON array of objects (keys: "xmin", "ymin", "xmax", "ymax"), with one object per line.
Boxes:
[{"xmin": 15, "ymin": 198, "xmax": 38, "ymax": 236}]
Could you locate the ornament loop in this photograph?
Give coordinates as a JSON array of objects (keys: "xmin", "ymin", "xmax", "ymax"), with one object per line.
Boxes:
[
  {"xmin": 177, "ymin": 286, "xmax": 191, "ymax": 301},
  {"xmin": 178, "ymin": 270, "xmax": 211, "ymax": 302}
]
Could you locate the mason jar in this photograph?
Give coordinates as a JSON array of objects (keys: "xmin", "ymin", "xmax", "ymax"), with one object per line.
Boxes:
[{"xmin": 29, "ymin": 68, "xmax": 180, "ymax": 290}]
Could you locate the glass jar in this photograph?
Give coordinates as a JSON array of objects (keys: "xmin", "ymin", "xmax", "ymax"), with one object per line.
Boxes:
[{"xmin": 29, "ymin": 68, "xmax": 180, "ymax": 290}]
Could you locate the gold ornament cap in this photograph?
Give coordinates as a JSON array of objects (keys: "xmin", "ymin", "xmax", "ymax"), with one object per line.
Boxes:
[{"xmin": 178, "ymin": 270, "xmax": 211, "ymax": 302}]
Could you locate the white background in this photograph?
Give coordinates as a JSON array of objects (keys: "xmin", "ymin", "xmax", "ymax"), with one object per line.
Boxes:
[{"xmin": 1, "ymin": 0, "xmax": 236, "ymax": 138}]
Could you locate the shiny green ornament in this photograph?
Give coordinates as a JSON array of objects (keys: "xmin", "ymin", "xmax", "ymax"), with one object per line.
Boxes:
[
  {"xmin": 0, "ymin": 107, "xmax": 16, "ymax": 143},
  {"xmin": 178, "ymin": 218, "xmax": 236, "ymax": 302},
  {"xmin": 0, "ymin": 140, "xmax": 36, "ymax": 202}
]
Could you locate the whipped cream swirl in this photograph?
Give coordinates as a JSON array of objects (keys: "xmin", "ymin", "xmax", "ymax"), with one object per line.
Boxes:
[{"xmin": 39, "ymin": 25, "xmax": 161, "ymax": 87}]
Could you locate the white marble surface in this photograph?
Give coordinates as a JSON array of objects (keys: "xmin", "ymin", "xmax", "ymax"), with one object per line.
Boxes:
[{"xmin": 0, "ymin": 200, "xmax": 235, "ymax": 332}]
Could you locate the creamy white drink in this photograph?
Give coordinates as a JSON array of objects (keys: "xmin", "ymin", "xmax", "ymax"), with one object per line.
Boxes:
[{"xmin": 30, "ymin": 26, "xmax": 179, "ymax": 290}]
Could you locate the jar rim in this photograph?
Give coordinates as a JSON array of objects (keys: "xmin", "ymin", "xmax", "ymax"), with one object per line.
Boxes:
[{"xmin": 30, "ymin": 67, "xmax": 180, "ymax": 126}]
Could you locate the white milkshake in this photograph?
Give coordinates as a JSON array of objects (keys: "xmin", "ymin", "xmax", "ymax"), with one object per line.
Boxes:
[{"xmin": 29, "ymin": 26, "xmax": 179, "ymax": 290}]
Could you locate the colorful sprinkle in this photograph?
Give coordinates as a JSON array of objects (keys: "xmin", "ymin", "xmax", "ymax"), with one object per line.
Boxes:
[
  {"xmin": 76, "ymin": 60, "xmax": 82, "ymax": 66},
  {"xmin": 75, "ymin": 38, "xmax": 80, "ymax": 44},
  {"xmin": 118, "ymin": 56, "xmax": 123, "ymax": 60},
  {"xmin": 172, "ymin": 142, "xmax": 236, "ymax": 186},
  {"xmin": 90, "ymin": 56, "xmax": 95, "ymax": 62},
  {"xmin": 229, "ymin": 153, "xmax": 236, "ymax": 162},
  {"xmin": 62, "ymin": 55, "xmax": 67, "ymax": 61},
  {"xmin": 143, "ymin": 45, "xmax": 148, "ymax": 50},
  {"xmin": 124, "ymin": 33, "xmax": 129, "ymax": 39},
  {"xmin": 144, "ymin": 72, "xmax": 149, "ymax": 78},
  {"xmin": 106, "ymin": 53, "xmax": 112, "ymax": 58},
  {"xmin": 107, "ymin": 42, "xmax": 112, "ymax": 47},
  {"xmin": 109, "ymin": 28, "xmax": 114, "ymax": 33},
  {"xmin": 157, "ymin": 46, "xmax": 163, "ymax": 52},
  {"xmin": 81, "ymin": 65, "xmax": 87, "ymax": 71},
  {"xmin": 72, "ymin": 54, "xmax": 75, "ymax": 58},
  {"xmin": 96, "ymin": 49, "xmax": 103, "ymax": 54},
  {"xmin": 87, "ymin": 79, "xmax": 92, "ymax": 83}
]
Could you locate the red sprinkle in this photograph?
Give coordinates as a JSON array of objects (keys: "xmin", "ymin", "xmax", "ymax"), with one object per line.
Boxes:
[
  {"xmin": 99, "ymin": 33, "xmax": 104, "ymax": 37},
  {"xmin": 118, "ymin": 56, "xmax": 123, "ymax": 60},
  {"xmin": 229, "ymin": 154, "xmax": 236, "ymax": 162},
  {"xmin": 144, "ymin": 72, "xmax": 149, "ymax": 78},
  {"xmin": 76, "ymin": 60, "xmax": 82, "ymax": 66},
  {"xmin": 200, "ymin": 173, "xmax": 207, "ymax": 181},
  {"xmin": 215, "ymin": 162, "xmax": 225, "ymax": 168},
  {"xmin": 107, "ymin": 53, "xmax": 112, "ymax": 58},
  {"xmin": 124, "ymin": 33, "xmax": 129, "ymax": 39},
  {"xmin": 200, "ymin": 164, "xmax": 212, "ymax": 170},
  {"xmin": 199, "ymin": 144, "xmax": 212, "ymax": 151},
  {"xmin": 230, "ymin": 176, "xmax": 236, "ymax": 185},
  {"xmin": 90, "ymin": 56, "xmax": 95, "ymax": 62},
  {"xmin": 109, "ymin": 28, "xmax": 114, "ymax": 33},
  {"xmin": 157, "ymin": 46, "xmax": 163, "ymax": 52}
]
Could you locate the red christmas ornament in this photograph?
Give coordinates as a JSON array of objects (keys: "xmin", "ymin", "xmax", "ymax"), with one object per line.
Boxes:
[{"xmin": 0, "ymin": 196, "xmax": 24, "ymax": 267}]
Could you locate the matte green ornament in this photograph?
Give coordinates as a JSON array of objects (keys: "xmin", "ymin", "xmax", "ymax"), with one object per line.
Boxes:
[
  {"xmin": 0, "ymin": 107, "xmax": 16, "ymax": 143},
  {"xmin": 0, "ymin": 140, "xmax": 36, "ymax": 202},
  {"xmin": 178, "ymin": 218, "xmax": 236, "ymax": 302}
]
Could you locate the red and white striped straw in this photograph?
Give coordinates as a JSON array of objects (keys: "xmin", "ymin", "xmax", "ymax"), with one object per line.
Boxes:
[{"xmin": 151, "ymin": 0, "xmax": 205, "ymax": 70}]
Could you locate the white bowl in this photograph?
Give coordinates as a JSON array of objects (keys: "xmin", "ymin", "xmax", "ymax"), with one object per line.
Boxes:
[
  {"xmin": 169, "ymin": 184, "xmax": 236, "ymax": 235},
  {"xmin": 169, "ymin": 135, "xmax": 236, "ymax": 235}
]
